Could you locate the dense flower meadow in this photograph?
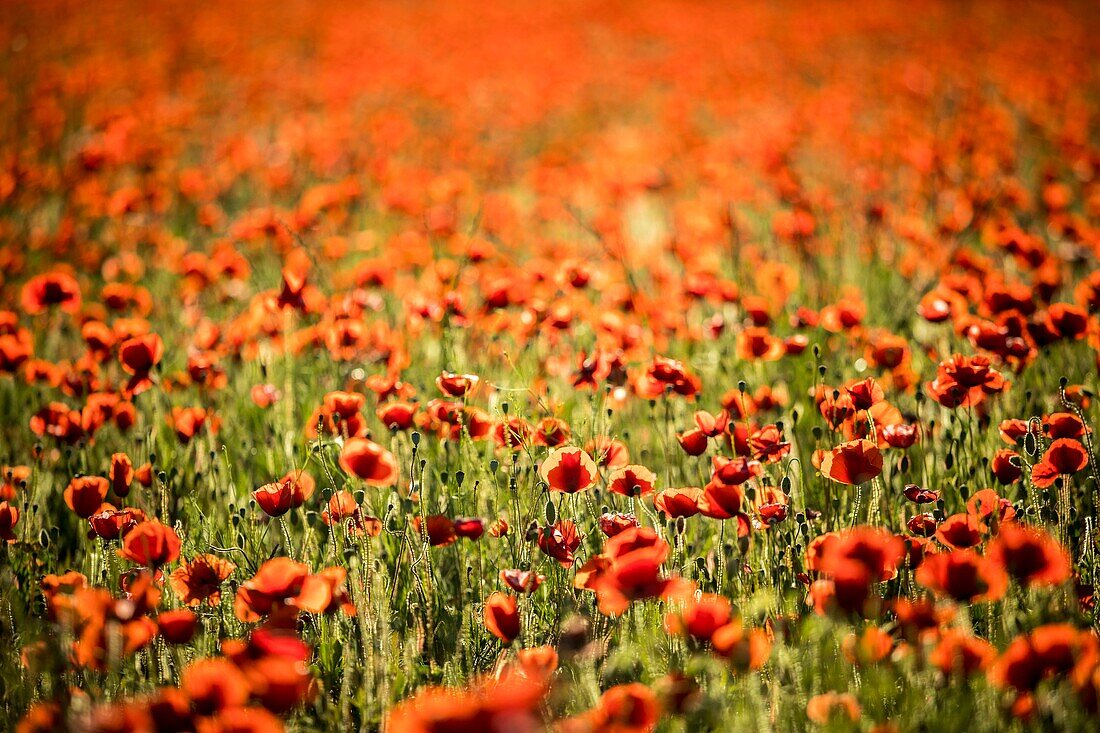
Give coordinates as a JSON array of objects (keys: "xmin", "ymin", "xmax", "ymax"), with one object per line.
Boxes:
[{"xmin": 3, "ymin": 0, "xmax": 1100, "ymax": 730}]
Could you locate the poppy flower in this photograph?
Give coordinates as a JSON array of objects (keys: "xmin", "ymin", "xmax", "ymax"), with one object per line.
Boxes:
[
  {"xmin": 234, "ymin": 557, "xmax": 310, "ymax": 622},
  {"xmin": 0, "ymin": 501, "xmax": 19, "ymax": 542},
  {"xmin": 587, "ymin": 437, "xmax": 631, "ymax": 469},
  {"xmin": 494, "ymin": 417, "xmax": 532, "ymax": 450},
  {"xmin": 989, "ymin": 522, "xmax": 1072, "ymax": 586},
  {"xmin": 501, "ymin": 569, "xmax": 544, "ymax": 594},
  {"xmin": 64, "ymin": 475, "xmax": 109, "ymax": 518},
  {"xmin": 180, "ymin": 658, "xmax": 251, "ymax": 715},
  {"xmin": 903, "ymin": 484, "xmax": 939, "ymax": 503},
  {"xmin": 378, "ymin": 401, "xmax": 418, "ymax": 430},
  {"xmin": 820, "ymin": 439, "xmax": 883, "ymax": 485},
  {"xmin": 580, "ymin": 683, "xmax": 661, "ymax": 732},
  {"xmin": 693, "ymin": 410, "xmax": 729, "ymax": 437},
  {"xmin": 936, "ymin": 513, "xmax": 986, "ymax": 549},
  {"xmin": 654, "ymin": 487, "xmax": 702, "ymax": 518},
  {"xmin": 515, "ymin": 646, "xmax": 558, "ymax": 681},
  {"xmin": 158, "ymin": 609, "xmax": 200, "ymax": 644},
  {"xmin": 89, "ymin": 506, "xmax": 146, "ymax": 540},
  {"xmin": 664, "ymin": 593, "xmax": 731, "ymax": 643},
  {"xmin": 992, "ymin": 449, "xmax": 1023, "ymax": 484},
  {"xmin": 483, "ymin": 592, "xmax": 520, "ymax": 644},
  {"xmin": 118, "ymin": 333, "xmax": 164, "ymax": 376},
  {"xmin": 436, "ymin": 371, "xmax": 479, "ymax": 397},
  {"xmin": 606, "ymin": 464, "xmax": 657, "ymax": 497},
  {"xmin": 539, "ymin": 447, "xmax": 598, "ymax": 494},
  {"xmin": 599, "ymin": 512, "xmax": 640, "ymax": 537},
  {"xmin": 927, "ymin": 354, "xmax": 1008, "ymax": 409},
  {"xmin": 454, "ymin": 517, "xmax": 485, "ymax": 540},
  {"xmin": 1031, "ymin": 438, "xmax": 1089, "ymax": 488},
  {"xmin": 818, "ymin": 527, "xmax": 905, "ymax": 583},
  {"xmin": 882, "ymin": 423, "xmax": 919, "ymax": 449},
  {"xmin": 842, "ymin": 626, "xmax": 893, "ymax": 666},
  {"xmin": 170, "ymin": 554, "xmax": 236, "ymax": 606},
  {"xmin": 251, "ymin": 383, "xmax": 281, "ymax": 408},
  {"xmin": 339, "ymin": 437, "xmax": 399, "ymax": 486},
  {"xmin": 253, "ymin": 480, "xmax": 295, "ymax": 517},
  {"xmin": 415, "ymin": 515, "xmax": 458, "ymax": 547},
  {"xmin": 538, "ymin": 520, "xmax": 582, "ymax": 567},
  {"xmin": 846, "ymin": 377, "xmax": 884, "ymax": 411},
  {"xmin": 676, "ymin": 428, "xmax": 709, "ymax": 456},
  {"xmin": 916, "ymin": 549, "xmax": 1007, "ymax": 602},
  {"xmin": 534, "ymin": 417, "xmax": 571, "ymax": 447},
  {"xmin": 119, "ymin": 520, "xmax": 182, "ymax": 567},
  {"xmin": 108, "ymin": 453, "xmax": 134, "ymax": 498},
  {"xmin": 806, "ymin": 692, "xmax": 861, "ymax": 724},
  {"xmin": 20, "ymin": 271, "xmax": 82, "ymax": 315},
  {"xmin": 967, "ymin": 488, "xmax": 1017, "ymax": 523},
  {"xmin": 906, "ymin": 513, "xmax": 938, "ymax": 537},
  {"xmin": 749, "ymin": 424, "xmax": 791, "ymax": 463}
]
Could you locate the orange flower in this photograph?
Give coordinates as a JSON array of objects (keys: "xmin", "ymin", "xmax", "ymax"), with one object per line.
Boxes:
[
  {"xmin": 820, "ymin": 439, "xmax": 883, "ymax": 485},
  {"xmin": 916, "ymin": 549, "xmax": 1007, "ymax": 603},
  {"xmin": 339, "ymin": 437, "xmax": 399, "ymax": 486},
  {"xmin": 539, "ymin": 446, "xmax": 598, "ymax": 494},
  {"xmin": 483, "ymin": 592, "xmax": 520, "ymax": 644},
  {"xmin": 64, "ymin": 475, "xmax": 109, "ymax": 518},
  {"xmin": 170, "ymin": 554, "xmax": 237, "ymax": 607},
  {"xmin": 989, "ymin": 522, "xmax": 1072, "ymax": 587},
  {"xmin": 20, "ymin": 271, "xmax": 81, "ymax": 315},
  {"xmin": 119, "ymin": 520, "xmax": 182, "ymax": 567}
]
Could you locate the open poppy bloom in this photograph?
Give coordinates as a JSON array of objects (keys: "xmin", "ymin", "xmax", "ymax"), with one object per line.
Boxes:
[
  {"xmin": 606, "ymin": 464, "xmax": 657, "ymax": 497},
  {"xmin": 538, "ymin": 520, "xmax": 582, "ymax": 568},
  {"xmin": 20, "ymin": 271, "xmax": 82, "ymax": 315},
  {"xmin": 1031, "ymin": 438, "xmax": 1089, "ymax": 488},
  {"xmin": 118, "ymin": 520, "xmax": 182, "ymax": 567},
  {"xmin": 989, "ymin": 522, "xmax": 1072, "ymax": 587},
  {"xmin": 64, "ymin": 476, "xmax": 109, "ymax": 518},
  {"xmin": 654, "ymin": 487, "xmax": 703, "ymax": 518},
  {"xmin": 819, "ymin": 439, "xmax": 883, "ymax": 485},
  {"xmin": 339, "ymin": 437, "xmax": 399, "ymax": 486},
  {"xmin": 539, "ymin": 446, "xmax": 598, "ymax": 493},
  {"xmin": 483, "ymin": 591, "xmax": 520, "ymax": 644},
  {"xmin": 916, "ymin": 549, "xmax": 1008, "ymax": 603}
]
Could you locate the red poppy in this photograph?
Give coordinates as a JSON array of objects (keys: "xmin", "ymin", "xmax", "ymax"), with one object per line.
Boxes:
[
  {"xmin": 108, "ymin": 452, "xmax": 134, "ymax": 498},
  {"xmin": 916, "ymin": 549, "xmax": 1007, "ymax": 602},
  {"xmin": 654, "ymin": 487, "xmax": 702, "ymax": 518},
  {"xmin": 158, "ymin": 609, "xmax": 200, "ymax": 644},
  {"xmin": 540, "ymin": 447, "xmax": 598, "ymax": 494},
  {"xmin": 664, "ymin": 593, "xmax": 731, "ymax": 643},
  {"xmin": 606, "ymin": 464, "xmax": 657, "ymax": 497},
  {"xmin": 253, "ymin": 480, "xmax": 295, "ymax": 517},
  {"xmin": 64, "ymin": 475, "xmax": 109, "ymax": 518},
  {"xmin": 903, "ymin": 484, "xmax": 939, "ymax": 504},
  {"xmin": 483, "ymin": 592, "xmax": 520, "ymax": 644},
  {"xmin": 538, "ymin": 520, "xmax": 582, "ymax": 567},
  {"xmin": 170, "ymin": 554, "xmax": 236, "ymax": 607},
  {"xmin": 989, "ymin": 522, "xmax": 1072, "ymax": 586},
  {"xmin": 442, "ymin": 516, "xmax": 479, "ymax": 541},
  {"xmin": 501, "ymin": 569, "xmax": 544, "ymax": 594},
  {"xmin": 119, "ymin": 520, "xmax": 182, "ymax": 567},
  {"xmin": 0, "ymin": 501, "xmax": 19, "ymax": 542},
  {"xmin": 339, "ymin": 437, "xmax": 399, "ymax": 486},
  {"xmin": 1031, "ymin": 438, "xmax": 1089, "ymax": 488},
  {"xmin": 436, "ymin": 371, "xmax": 479, "ymax": 397},
  {"xmin": 992, "ymin": 449, "xmax": 1023, "ymax": 484},
  {"xmin": 676, "ymin": 428, "xmax": 709, "ymax": 456},
  {"xmin": 936, "ymin": 513, "xmax": 986, "ymax": 549},
  {"xmin": 20, "ymin": 271, "xmax": 82, "ymax": 315},
  {"xmin": 820, "ymin": 440, "xmax": 883, "ymax": 485}
]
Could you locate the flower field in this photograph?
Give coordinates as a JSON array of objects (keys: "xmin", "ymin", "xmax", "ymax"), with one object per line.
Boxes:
[{"xmin": 4, "ymin": 0, "xmax": 1100, "ymax": 730}]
